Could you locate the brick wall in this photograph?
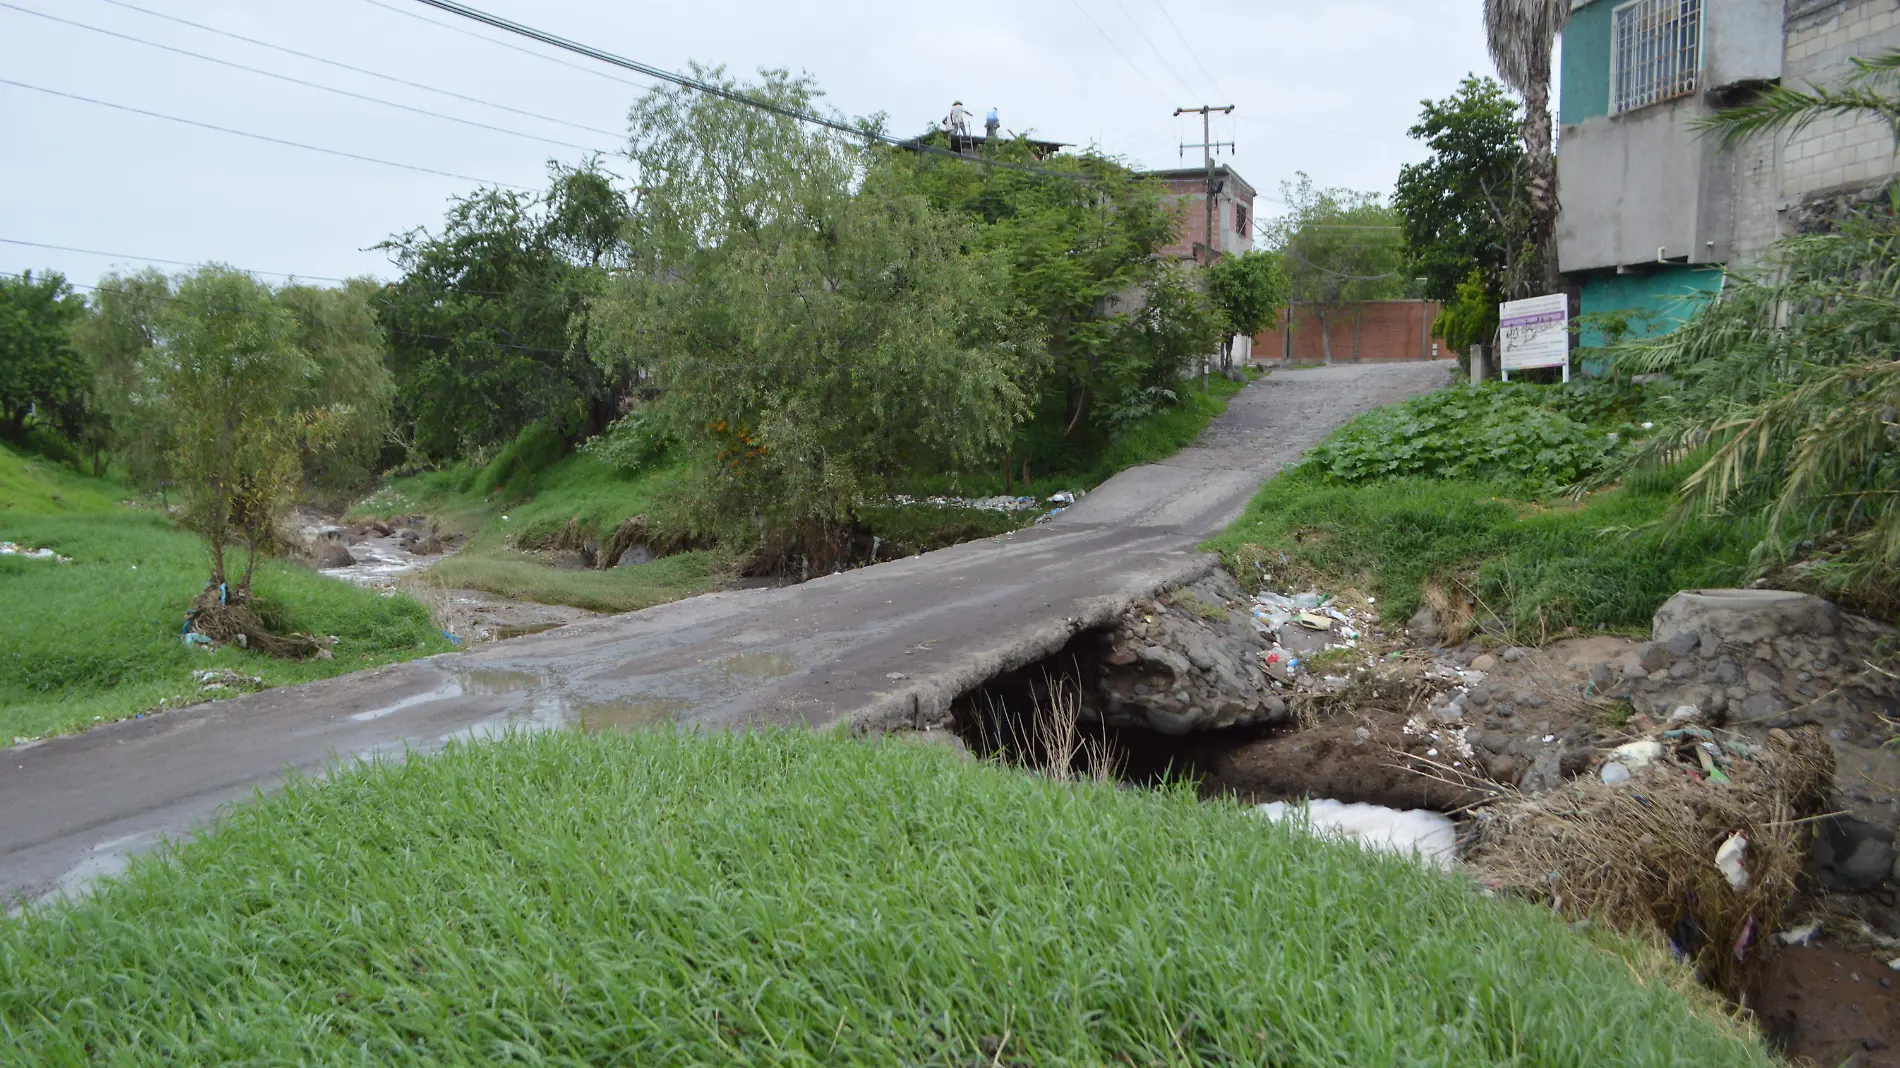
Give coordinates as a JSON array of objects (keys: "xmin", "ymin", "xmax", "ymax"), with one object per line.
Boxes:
[
  {"xmin": 1252, "ymin": 301, "xmax": 1443, "ymax": 364},
  {"xmin": 1781, "ymin": 0, "xmax": 1900, "ymax": 198}
]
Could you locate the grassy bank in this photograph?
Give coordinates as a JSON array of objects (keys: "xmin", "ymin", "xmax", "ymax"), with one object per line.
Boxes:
[
  {"xmin": 0, "ymin": 728, "xmax": 1771, "ymax": 1064},
  {"xmin": 1205, "ymin": 380, "xmax": 1757, "ymax": 639},
  {"xmin": 362, "ymin": 375, "xmax": 1254, "ymax": 610},
  {"xmin": 0, "ymin": 447, "xmax": 450, "ymax": 740}
]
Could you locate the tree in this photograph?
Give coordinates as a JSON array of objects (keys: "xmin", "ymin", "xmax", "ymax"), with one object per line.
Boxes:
[
  {"xmin": 0, "ymin": 270, "xmax": 88, "ymax": 445},
  {"xmin": 377, "ymin": 160, "xmax": 628, "ymax": 463},
  {"xmin": 151, "ymin": 267, "xmax": 313, "ymax": 593},
  {"xmin": 1393, "ymin": 75, "xmax": 1530, "ymax": 303},
  {"xmin": 589, "ymin": 68, "xmax": 1034, "ymax": 564},
  {"xmin": 1204, "ymin": 249, "xmax": 1287, "ymax": 372},
  {"xmin": 1267, "ymin": 175, "xmax": 1408, "ymax": 365},
  {"xmin": 275, "ymin": 280, "xmax": 396, "ymax": 500},
  {"xmin": 885, "ymin": 131, "xmax": 1217, "ymax": 466},
  {"xmin": 1483, "ymin": 0, "xmax": 1569, "ymax": 294},
  {"xmin": 71, "ymin": 269, "xmax": 174, "ymax": 481}
]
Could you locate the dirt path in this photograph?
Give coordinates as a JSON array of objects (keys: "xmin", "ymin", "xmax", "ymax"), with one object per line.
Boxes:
[{"xmin": 1, "ymin": 362, "xmax": 1451, "ymax": 906}]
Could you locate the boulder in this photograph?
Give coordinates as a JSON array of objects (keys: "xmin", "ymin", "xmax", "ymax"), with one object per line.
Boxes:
[
  {"xmin": 1652, "ymin": 589, "xmax": 1841, "ymax": 647},
  {"xmin": 314, "ymin": 541, "xmax": 355, "ymax": 569}
]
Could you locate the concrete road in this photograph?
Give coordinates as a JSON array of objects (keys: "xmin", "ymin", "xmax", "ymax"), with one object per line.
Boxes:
[{"xmin": 0, "ymin": 361, "xmax": 1450, "ymax": 906}]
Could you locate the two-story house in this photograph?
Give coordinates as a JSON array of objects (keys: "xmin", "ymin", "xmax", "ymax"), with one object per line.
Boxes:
[{"xmin": 1557, "ymin": 0, "xmax": 1900, "ymax": 342}]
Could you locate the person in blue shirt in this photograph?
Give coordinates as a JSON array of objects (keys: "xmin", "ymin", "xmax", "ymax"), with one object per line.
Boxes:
[{"xmin": 985, "ymin": 107, "xmax": 999, "ymax": 140}]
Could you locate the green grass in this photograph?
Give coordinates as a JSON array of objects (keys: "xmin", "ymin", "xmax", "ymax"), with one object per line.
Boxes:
[
  {"xmin": 895, "ymin": 373, "xmax": 1251, "ymax": 503},
  {"xmin": 0, "ymin": 446, "xmax": 451, "ymax": 740},
  {"xmin": 1205, "ymin": 472, "xmax": 1758, "ymax": 638},
  {"xmin": 0, "ymin": 729, "xmax": 1772, "ymax": 1065}
]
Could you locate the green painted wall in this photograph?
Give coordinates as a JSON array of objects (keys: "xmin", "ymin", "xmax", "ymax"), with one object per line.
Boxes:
[
  {"xmin": 1560, "ymin": 0, "xmax": 1614, "ymax": 125},
  {"xmin": 1577, "ymin": 264, "xmax": 1725, "ymax": 371}
]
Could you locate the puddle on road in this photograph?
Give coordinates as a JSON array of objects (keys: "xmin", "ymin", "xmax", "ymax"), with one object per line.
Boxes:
[
  {"xmin": 717, "ymin": 652, "xmax": 799, "ymax": 679},
  {"xmin": 345, "ymin": 669, "xmax": 539, "ymax": 723},
  {"xmin": 568, "ymin": 695, "xmax": 691, "ymax": 732},
  {"xmin": 455, "ymin": 668, "xmax": 542, "ymax": 694}
]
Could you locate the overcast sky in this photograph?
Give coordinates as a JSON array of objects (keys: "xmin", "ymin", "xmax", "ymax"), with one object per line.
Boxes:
[{"xmin": 0, "ymin": 0, "xmax": 1498, "ymax": 288}]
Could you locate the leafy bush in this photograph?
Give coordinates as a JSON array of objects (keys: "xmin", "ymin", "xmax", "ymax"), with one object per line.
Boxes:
[
  {"xmin": 1298, "ymin": 382, "xmax": 1640, "ymax": 493},
  {"xmin": 1610, "ymin": 194, "xmax": 1900, "ymax": 611},
  {"xmin": 468, "ymin": 420, "xmax": 567, "ymax": 502},
  {"xmin": 579, "ymin": 405, "xmax": 669, "ymax": 471}
]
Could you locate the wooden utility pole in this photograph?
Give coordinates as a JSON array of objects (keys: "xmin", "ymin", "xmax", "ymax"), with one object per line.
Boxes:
[{"xmin": 1174, "ymin": 105, "xmax": 1234, "ymax": 266}]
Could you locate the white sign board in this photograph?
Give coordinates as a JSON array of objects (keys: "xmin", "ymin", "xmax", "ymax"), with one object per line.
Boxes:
[{"xmin": 1497, "ymin": 293, "xmax": 1570, "ymax": 381}]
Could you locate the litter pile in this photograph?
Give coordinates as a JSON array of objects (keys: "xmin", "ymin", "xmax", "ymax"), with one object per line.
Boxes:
[
  {"xmin": 182, "ymin": 583, "xmax": 335, "ymax": 660},
  {"xmin": 191, "ymin": 668, "xmax": 264, "ymax": 695},
  {"xmin": 1249, "ymin": 587, "xmax": 1377, "ymax": 686},
  {"xmin": 875, "ymin": 489, "xmax": 1084, "ymax": 522},
  {"xmin": 1, "ymin": 541, "xmax": 69, "ymax": 563},
  {"xmin": 1465, "ymin": 723, "xmax": 1835, "ymax": 997}
]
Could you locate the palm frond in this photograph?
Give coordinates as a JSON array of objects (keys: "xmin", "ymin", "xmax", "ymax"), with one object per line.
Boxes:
[{"xmin": 1698, "ymin": 82, "xmax": 1900, "ymax": 149}]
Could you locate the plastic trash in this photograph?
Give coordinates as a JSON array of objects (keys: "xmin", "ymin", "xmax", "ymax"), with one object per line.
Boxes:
[
  {"xmin": 1292, "ymin": 592, "xmax": 1324, "ymax": 609},
  {"xmin": 1048, "ymin": 491, "xmax": 1075, "ymax": 505},
  {"xmin": 1600, "ymin": 762, "xmax": 1631, "ymax": 785},
  {"xmin": 1296, "ymin": 611, "xmax": 1333, "ymax": 631},
  {"xmin": 1715, "ymin": 832, "xmax": 1750, "ymax": 892},
  {"xmin": 1611, "ymin": 740, "xmax": 1664, "ymax": 769},
  {"xmin": 182, "ymin": 633, "xmax": 214, "ymax": 648}
]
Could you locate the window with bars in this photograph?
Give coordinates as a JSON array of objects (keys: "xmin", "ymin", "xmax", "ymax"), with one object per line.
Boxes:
[{"xmin": 1611, "ymin": 0, "xmax": 1704, "ymax": 114}]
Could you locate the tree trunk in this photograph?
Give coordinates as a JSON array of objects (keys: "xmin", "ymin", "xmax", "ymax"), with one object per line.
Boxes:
[{"xmin": 1521, "ymin": 48, "xmax": 1562, "ymax": 296}]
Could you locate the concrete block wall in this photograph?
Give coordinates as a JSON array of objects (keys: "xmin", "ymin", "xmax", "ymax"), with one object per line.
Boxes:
[{"xmin": 1780, "ymin": 0, "xmax": 1900, "ymax": 198}]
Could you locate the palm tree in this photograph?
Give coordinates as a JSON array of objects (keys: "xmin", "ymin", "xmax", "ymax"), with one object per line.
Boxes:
[{"xmin": 1483, "ymin": 0, "xmax": 1569, "ymax": 296}]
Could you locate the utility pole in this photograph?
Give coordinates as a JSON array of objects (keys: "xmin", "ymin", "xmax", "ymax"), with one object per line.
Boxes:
[
  {"xmin": 1174, "ymin": 105, "xmax": 1234, "ymax": 266},
  {"xmin": 1177, "ymin": 105, "xmax": 1233, "ymax": 390}
]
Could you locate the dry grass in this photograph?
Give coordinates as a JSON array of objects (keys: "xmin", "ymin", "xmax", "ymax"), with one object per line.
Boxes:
[
  {"xmin": 1464, "ymin": 725, "xmax": 1835, "ymax": 999},
  {"xmin": 967, "ymin": 671, "xmax": 1122, "ymax": 783}
]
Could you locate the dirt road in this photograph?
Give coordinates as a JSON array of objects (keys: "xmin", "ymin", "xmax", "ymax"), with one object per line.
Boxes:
[{"xmin": 1, "ymin": 362, "xmax": 1450, "ymax": 906}]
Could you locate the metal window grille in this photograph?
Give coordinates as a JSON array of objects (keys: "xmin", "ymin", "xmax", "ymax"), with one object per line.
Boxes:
[{"xmin": 1611, "ymin": 0, "xmax": 1703, "ymax": 114}]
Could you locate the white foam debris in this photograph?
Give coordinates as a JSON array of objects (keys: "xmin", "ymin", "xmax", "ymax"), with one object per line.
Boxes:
[{"xmin": 1255, "ymin": 798, "xmax": 1459, "ymax": 870}]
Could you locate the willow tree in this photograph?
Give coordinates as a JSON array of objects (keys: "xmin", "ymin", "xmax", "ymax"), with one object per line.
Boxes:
[
  {"xmin": 1483, "ymin": 0, "xmax": 1568, "ymax": 294},
  {"xmin": 589, "ymin": 67, "xmax": 1035, "ymax": 566}
]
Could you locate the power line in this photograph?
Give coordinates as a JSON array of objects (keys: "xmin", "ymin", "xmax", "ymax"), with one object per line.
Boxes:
[
  {"xmin": 0, "ymin": 78, "xmax": 531, "ymax": 190},
  {"xmin": 0, "ymin": 3, "xmax": 607, "ymax": 153},
  {"xmin": 402, "ymin": 0, "xmax": 1098, "ymax": 181},
  {"xmin": 1068, "ymin": 0, "xmax": 1174, "ymax": 104},
  {"xmin": 0, "ymin": 237, "xmax": 352, "ymax": 282},
  {"xmin": 1150, "ymin": 0, "xmax": 1228, "ymax": 102},
  {"xmin": 359, "ymin": 0, "xmax": 650, "ymax": 90},
  {"xmin": 89, "ymin": 0, "xmax": 621, "ymax": 138},
  {"xmin": 1105, "ymin": 0, "xmax": 1199, "ymax": 101}
]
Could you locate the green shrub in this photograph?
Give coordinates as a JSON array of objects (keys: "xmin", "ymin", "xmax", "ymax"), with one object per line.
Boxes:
[
  {"xmin": 1298, "ymin": 382, "xmax": 1644, "ymax": 493},
  {"xmin": 0, "ymin": 729, "xmax": 1773, "ymax": 1064},
  {"xmin": 468, "ymin": 420, "xmax": 568, "ymax": 502}
]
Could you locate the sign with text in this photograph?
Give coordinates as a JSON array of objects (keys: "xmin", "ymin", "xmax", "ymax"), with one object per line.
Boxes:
[{"xmin": 1498, "ymin": 293, "xmax": 1570, "ymax": 380}]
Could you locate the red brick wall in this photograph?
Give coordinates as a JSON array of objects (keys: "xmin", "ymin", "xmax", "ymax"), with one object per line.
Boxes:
[{"xmin": 1252, "ymin": 300, "xmax": 1443, "ymax": 363}]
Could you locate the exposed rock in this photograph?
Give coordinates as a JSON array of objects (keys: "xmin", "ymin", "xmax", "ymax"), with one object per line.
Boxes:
[
  {"xmin": 1471, "ymin": 653, "xmax": 1499, "ymax": 672},
  {"xmin": 1653, "ymin": 589, "xmax": 1841, "ymax": 646},
  {"xmin": 1811, "ymin": 815, "xmax": 1896, "ymax": 893},
  {"xmin": 1092, "ymin": 571, "xmax": 1284, "ymax": 733},
  {"xmin": 1407, "ymin": 604, "xmax": 1440, "ymax": 643},
  {"xmin": 314, "ymin": 541, "xmax": 355, "ymax": 569}
]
